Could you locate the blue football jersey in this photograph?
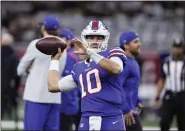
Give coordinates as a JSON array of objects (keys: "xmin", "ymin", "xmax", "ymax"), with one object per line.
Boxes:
[
  {"xmin": 121, "ymin": 56, "xmax": 141, "ymax": 114},
  {"xmin": 71, "ymin": 48, "xmax": 127, "ymax": 117}
]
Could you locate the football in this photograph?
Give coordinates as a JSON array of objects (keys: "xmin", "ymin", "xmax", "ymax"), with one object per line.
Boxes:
[{"xmin": 36, "ymin": 36, "xmax": 66, "ymax": 55}]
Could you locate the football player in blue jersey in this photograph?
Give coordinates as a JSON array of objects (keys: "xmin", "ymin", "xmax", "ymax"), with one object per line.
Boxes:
[
  {"xmin": 120, "ymin": 31, "xmax": 143, "ymax": 131},
  {"xmin": 47, "ymin": 21, "xmax": 127, "ymax": 130}
]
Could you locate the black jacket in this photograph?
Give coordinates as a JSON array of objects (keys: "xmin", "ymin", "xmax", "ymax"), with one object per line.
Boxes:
[{"xmin": 1, "ymin": 45, "xmax": 20, "ymax": 96}]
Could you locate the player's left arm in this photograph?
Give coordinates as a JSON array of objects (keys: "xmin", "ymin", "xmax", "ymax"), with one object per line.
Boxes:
[
  {"xmin": 86, "ymin": 48, "xmax": 126, "ymax": 74},
  {"xmin": 98, "ymin": 57, "xmax": 123, "ymax": 74},
  {"xmin": 122, "ymin": 89, "xmax": 136, "ymax": 125}
]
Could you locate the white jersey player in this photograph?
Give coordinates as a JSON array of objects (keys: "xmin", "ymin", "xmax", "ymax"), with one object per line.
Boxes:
[{"xmin": 17, "ymin": 16, "xmax": 66, "ymax": 130}]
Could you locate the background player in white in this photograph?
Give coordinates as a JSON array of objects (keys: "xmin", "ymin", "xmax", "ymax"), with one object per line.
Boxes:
[
  {"xmin": 47, "ymin": 21, "xmax": 127, "ymax": 130},
  {"xmin": 17, "ymin": 16, "xmax": 66, "ymax": 130}
]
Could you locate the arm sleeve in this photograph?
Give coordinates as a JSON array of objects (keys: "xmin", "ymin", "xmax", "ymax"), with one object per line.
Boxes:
[
  {"xmin": 121, "ymin": 63, "xmax": 132, "ymax": 114},
  {"xmin": 121, "ymin": 89, "xmax": 132, "ymax": 114},
  {"xmin": 17, "ymin": 39, "xmax": 39, "ymax": 76},
  {"xmin": 108, "ymin": 48, "xmax": 127, "ymax": 62},
  {"xmin": 110, "ymin": 57, "xmax": 124, "ymax": 72},
  {"xmin": 58, "ymin": 75, "xmax": 77, "ymax": 92}
]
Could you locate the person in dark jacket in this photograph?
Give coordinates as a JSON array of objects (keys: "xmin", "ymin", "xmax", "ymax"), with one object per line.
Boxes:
[{"xmin": 1, "ymin": 32, "xmax": 20, "ymax": 118}]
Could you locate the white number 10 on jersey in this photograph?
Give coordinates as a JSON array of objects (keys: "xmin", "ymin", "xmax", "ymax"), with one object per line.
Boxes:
[{"xmin": 79, "ymin": 69, "xmax": 102, "ymax": 98}]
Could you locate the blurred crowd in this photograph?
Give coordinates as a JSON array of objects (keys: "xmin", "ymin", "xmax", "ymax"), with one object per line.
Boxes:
[
  {"xmin": 2, "ymin": 1, "xmax": 184, "ymax": 50},
  {"xmin": 1, "ymin": 32, "xmax": 20, "ymax": 120}
]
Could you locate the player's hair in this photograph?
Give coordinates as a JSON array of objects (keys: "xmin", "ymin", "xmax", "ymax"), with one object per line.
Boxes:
[
  {"xmin": 45, "ymin": 28, "xmax": 59, "ymax": 37},
  {"xmin": 36, "ymin": 25, "xmax": 60, "ymax": 38},
  {"xmin": 121, "ymin": 44, "xmax": 126, "ymax": 51}
]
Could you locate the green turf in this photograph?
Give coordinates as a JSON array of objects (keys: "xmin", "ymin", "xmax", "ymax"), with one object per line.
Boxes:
[{"xmin": 142, "ymin": 119, "xmax": 176, "ymax": 127}]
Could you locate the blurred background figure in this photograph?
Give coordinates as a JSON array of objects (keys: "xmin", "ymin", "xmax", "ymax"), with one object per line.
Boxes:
[
  {"xmin": 1, "ymin": 32, "xmax": 20, "ymax": 120},
  {"xmin": 155, "ymin": 38, "xmax": 185, "ymax": 131},
  {"xmin": 17, "ymin": 16, "xmax": 63, "ymax": 130},
  {"xmin": 59, "ymin": 28, "xmax": 81, "ymax": 131},
  {"xmin": 120, "ymin": 31, "xmax": 143, "ymax": 131},
  {"xmin": 60, "ymin": 28, "xmax": 76, "ymax": 50}
]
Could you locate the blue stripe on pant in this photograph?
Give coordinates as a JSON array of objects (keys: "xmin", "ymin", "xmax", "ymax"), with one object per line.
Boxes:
[{"xmin": 24, "ymin": 100, "xmax": 60, "ymax": 130}]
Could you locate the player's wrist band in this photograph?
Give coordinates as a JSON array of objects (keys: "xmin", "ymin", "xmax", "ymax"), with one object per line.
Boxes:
[
  {"xmin": 49, "ymin": 60, "xmax": 59, "ymax": 72},
  {"xmin": 86, "ymin": 49, "xmax": 104, "ymax": 64}
]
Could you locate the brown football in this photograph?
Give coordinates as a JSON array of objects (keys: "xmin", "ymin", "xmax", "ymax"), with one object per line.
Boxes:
[{"xmin": 36, "ymin": 36, "xmax": 66, "ymax": 55}]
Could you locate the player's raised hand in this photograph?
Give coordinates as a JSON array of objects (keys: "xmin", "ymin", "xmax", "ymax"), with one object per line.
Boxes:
[
  {"xmin": 51, "ymin": 48, "xmax": 63, "ymax": 60},
  {"xmin": 72, "ymin": 38, "xmax": 87, "ymax": 55}
]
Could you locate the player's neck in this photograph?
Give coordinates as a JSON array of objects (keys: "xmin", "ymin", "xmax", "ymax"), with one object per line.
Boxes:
[
  {"xmin": 43, "ymin": 33, "xmax": 49, "ymax": 37},
  {"xmin": 43, "ymin": 32, "xmax": 51, "ymax": 37},
  {"xmin": 125, "ymin": 50, "xmax": 135, "ymax": 58}
]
